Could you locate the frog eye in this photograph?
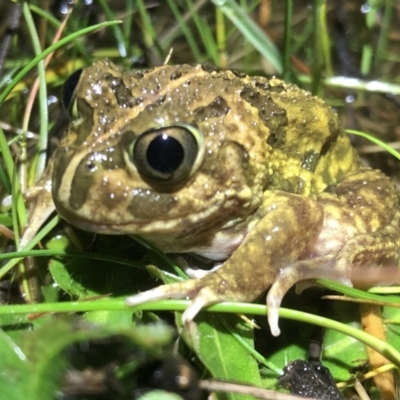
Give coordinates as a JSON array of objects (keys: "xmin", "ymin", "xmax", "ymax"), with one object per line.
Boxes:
[
  {"xmin": 131, "ymin": 125, "xmax": 204, "ymax": 184},
  {"xmin": 62, "ymin": 69, "xmax": 83, "ymax": 118}
]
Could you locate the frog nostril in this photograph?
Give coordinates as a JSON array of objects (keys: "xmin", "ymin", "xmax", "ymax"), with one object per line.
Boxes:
[{"xmin": 85, "ymin": 161, "xmax": 97, "ymax": 172}]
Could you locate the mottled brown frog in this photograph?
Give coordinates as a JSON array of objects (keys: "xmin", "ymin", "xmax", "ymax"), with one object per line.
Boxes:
[{"xmin": 22, "ymin": 60, "xmax": 400, "ymax": 336}]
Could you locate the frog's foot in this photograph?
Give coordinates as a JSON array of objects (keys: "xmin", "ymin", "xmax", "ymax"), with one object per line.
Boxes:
[
  {"xmin": 125, "ymin": 278, "xmax": 221, "ymax": 323},
  {"xmin": 20, "ymin": 170, "xmax": 55, "ymax": 250},
  {"xmin": 266, "ymin": 255, "xmax": 352, "ymax": 337}
]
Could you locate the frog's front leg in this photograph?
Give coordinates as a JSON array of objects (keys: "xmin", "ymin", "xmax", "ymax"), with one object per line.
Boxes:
[
  {"xmin": 126, "ymin": 193, "xmax": 325, "ymax": 335},
  {"xmin": 20, "ymin": 161, "xmax": 56, "ymax": 249}
]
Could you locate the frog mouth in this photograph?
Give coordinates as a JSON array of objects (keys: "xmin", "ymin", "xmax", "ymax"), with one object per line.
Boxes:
[{"xmin": 54, "ymin": 199, "xmax": 221, "ymax": 236}]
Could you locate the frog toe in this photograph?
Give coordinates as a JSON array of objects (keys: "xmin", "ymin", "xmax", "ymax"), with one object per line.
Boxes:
[
  {"xmin": 181, "ymin": 286, "xmax": 221, "ymax": 323},
  {"xmin": 126, "ymin": 279, "xmax": 224, "ymax": 323},
  {"xmin": 126, "ymin": 279, "xmax": 199, "ymax": 306},
  {"xmin": 266, "ymin": 255, "xmax": 345, "ymax": 336}
]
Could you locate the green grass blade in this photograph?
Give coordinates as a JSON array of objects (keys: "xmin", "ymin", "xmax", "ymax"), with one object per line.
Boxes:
[
  {"xmin": 282, "ymin": 0, "xmax": 293, "ymax": 80},
  {"xmin": 97, "ymin": 0, "xmax": 127, "ymax": 57},
  {"xmin": 187, "ymin": 0, "xmax": 219, "ymax": 64},
  {"xmin": 166, "ymin": 0, "xmax": 204, "ymax": 62},
  {"xmin": 374, "ymin": 0, "xmax": 393, "ymax": 66},
  {"xmin": 0, "ymin": 215, "xmax": 60, "ymax": 279},
  {"xmin": 22, "ymin": 2, "xmax": 49, "ymax": 183},
  {"xmin": 347, "ymin": 129, "xmax": 400, "ymax": 160},
  {"xmin": 29, "ymin": 4, "xmax": 60, "ymax": 27},
  {"xmin": 0, "ymin": 20, "xmax": 121, "ymax": 107},
  {"xmin": 1, "ymin": 299, "xmax": 400, "ymax": 366},
  {"xmin": 137, "ymin": 0, "xmax": 157, "ymax": 48},
  {"xmin": 0, "ymin": 127, "xmax": 12, "ymax": 194},
  {"xmin": 212, "ymin": 0, "xmax": 282, "ymax": 73}
]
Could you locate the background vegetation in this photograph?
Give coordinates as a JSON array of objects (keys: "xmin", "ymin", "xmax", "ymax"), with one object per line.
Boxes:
[{"xmin": 0, "ymin": 1, "xmax": 400, "ymax": 399}]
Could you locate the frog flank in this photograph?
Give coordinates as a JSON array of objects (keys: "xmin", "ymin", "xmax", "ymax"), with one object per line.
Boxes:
[{"xmin": 22, "ymin": 59, "xmax": 400, "ymax": 336}]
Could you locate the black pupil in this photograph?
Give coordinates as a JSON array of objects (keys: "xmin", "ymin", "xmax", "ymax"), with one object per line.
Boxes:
[{"xmin": 147, "ymin": 134, "xmax": 184, "ymax": 173}]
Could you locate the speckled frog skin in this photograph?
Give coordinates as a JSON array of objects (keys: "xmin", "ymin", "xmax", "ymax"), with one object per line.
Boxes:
[{"xmin": 23, "ymin": 60, "xmax": 400, "ymax": 336}]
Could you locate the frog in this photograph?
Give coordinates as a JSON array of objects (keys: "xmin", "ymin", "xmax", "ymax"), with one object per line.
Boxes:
[{"xmin": 21, "ymin": 59, "xmax": 400, "ymax": 336}]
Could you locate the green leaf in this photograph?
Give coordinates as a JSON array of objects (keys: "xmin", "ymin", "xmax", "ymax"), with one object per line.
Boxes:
[
  {"xmin": 0, "ymin": 329, "xmax": 31, "ymax": 400},
  {"xmin": 183, "ymin": 314, "xmax": 262, "ymax": 400},
  {"xmin": 322, "ymin": 302, "xmax": 368, "ymax": 381},
  {"xmin": 383, "ymin": 305, "xmax": 400, "ymax": 353},
  {"xmin": 48, "ymin": 248, "xmax": 138, "ymax": 299},
  {"xmin": 137, "ymin": 390, "xmax": 184, "ymax": 400}
]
